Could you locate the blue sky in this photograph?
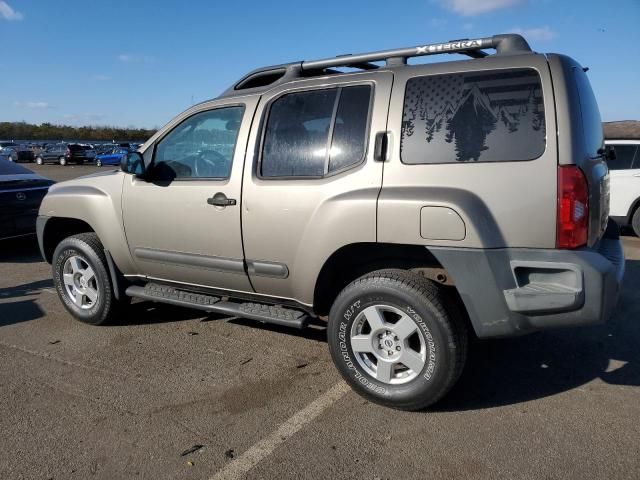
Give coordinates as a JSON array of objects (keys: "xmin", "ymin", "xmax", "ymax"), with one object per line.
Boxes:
[{"xmin": 0, "ymin": 0, "xmax": 638, "ymax": 128}]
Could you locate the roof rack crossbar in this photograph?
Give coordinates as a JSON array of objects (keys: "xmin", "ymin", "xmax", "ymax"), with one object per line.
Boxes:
[{"xmin": 301, "ymin": 34, "xmax": 531, "ymax": 71}]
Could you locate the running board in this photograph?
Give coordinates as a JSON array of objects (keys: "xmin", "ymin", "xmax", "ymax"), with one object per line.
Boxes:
[{"xmin": 125, "ymin": 283, "xmax": 310, "ymax": 329}]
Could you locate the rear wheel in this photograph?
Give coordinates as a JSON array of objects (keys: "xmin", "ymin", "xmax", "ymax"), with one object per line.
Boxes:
[
  {"xmin": 52, "ymin": 233, "xmax": 126, "ymax": 325},
  {"xmin": 96, "ymin": 159, "xmax": 102, "ymax": 167},
  {"xmin": 327, "ymin": 269, "xmax": 467, "ymax": 411},
  {"xmin": 36, "ymin": 156, "xmax": 43, "ymax": 165},
  {"xmin": 59, "ymin": 156, "xmax": 67, "ymax": 166},
  {"xmin": 632, "ymin": 206, "xmax": 640, "ymax": 237}
]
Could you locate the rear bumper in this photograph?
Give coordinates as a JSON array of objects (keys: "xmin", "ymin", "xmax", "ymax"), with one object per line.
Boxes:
[{"xmin": 431, "ymin": 224, "xmax": 625, "ymax": 338}]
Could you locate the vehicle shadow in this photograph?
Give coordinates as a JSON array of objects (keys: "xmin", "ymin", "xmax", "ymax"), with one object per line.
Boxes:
[
  {"xmin": 111, "ymin": 302, "xmax": 329, "ymax": 342},
  {"xmin": 110, "ymin": 301, "xmax": 231, "ymax": 326},
  {"xmin": 437, "ymin": 259, "xmax": 640, "ymax": 411},
  {"xmin": 0, "ymin": 236, "xmax": 43, "ymax": 264},
  {"xmin": 0, "ymin": 299, "xmax": 45, "ymax": 326},
  {"xmin": 0, "ymin": 278, "xmax": 54, "ymax": 300}
]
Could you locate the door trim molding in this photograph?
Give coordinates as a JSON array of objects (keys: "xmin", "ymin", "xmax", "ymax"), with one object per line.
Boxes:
[{"xmin": 134, "ymin": 248, "xmax": 245, "ymax": 274}]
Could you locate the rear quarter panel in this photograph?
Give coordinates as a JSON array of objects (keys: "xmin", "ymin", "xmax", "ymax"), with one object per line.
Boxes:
[{"xmin": 380, "ymin": 54, "xmax": 558, "ymax": 249}]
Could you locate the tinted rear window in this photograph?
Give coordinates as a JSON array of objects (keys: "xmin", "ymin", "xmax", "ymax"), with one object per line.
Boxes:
[
  {"xmin": 401, "ymin": 68, "xmax": 546, "ymax": 163},
  {"xmin": 573, "ymin": 67, "xmax": 603, "ymax": 156},
  {"xmin": 0, "ymin": 158, "xmax": 32, "ymax": 175},
  {"xmin": 261, "ymin": 85, "xmax": 372, "ymax": 177},
  {"xmin": 69, "ymin": 145, "xmax": 89, "ymax": 151}
]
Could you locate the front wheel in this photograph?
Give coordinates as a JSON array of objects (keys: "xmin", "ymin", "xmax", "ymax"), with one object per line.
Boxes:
[
  {"xmin": 35, "ymin": 156, "xmax": 43, "ymax": 165},
  {"xmin": 96, "ymin": 159, "xmax": 102, "ymax": 167},
  {"xmin": 59, "ymin": 156, "xmax": 67, "ymax": 166},
  {"xmin": 52, "ymin": 233, "xmax": 125, "ymax": 325},
  {"xmin": 328, "ymin": 269, "xmax": 467, "ymax": 411}
]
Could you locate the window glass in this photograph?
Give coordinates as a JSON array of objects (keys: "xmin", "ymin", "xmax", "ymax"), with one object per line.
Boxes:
[
  {"xmin": 401, "ymin": 69, "xmax": 546, "ymax": 163},
  {"xmin": 154, "ymin": 106, "xmax": 244, "ymax": 179},
  {"xmin": 262, "ymin": 89, "xmax": 337, "ymax": 177},
  {"xmin": 262, "ymin": 85, "xmax": 371, "ymax": 177},
  {"xmin": 329, "ymin": 85, "xmax": 371, "ymax": 172},
  {"xmin": 573, "ymin": 67, "xmax": 604, "ymax": 157},
  {"xmin": 607, "ymin": 145, "xmax": 637, "ymax": 171}
]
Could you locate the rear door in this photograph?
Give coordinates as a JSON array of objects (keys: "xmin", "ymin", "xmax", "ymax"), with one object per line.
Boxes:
[
  {"xmin": 607, "ymin": 141, "xmax": 639, "ymax": 219},
  {"xmin": 241, "ymin": 72, "xmax": 393, "ymax": 304}
]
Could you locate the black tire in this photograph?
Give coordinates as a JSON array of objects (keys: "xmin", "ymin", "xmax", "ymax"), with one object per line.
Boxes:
[
  {"xmin": 52, "ymin": 233, "xmax": 124, "ymax": 325},
  {"xmin": 328, "ymin": 269, "xmax": 467, "ymax": 411},
  {"xmin": 632, "ymin": 206, "xmax": 640, "ymax": 237}
]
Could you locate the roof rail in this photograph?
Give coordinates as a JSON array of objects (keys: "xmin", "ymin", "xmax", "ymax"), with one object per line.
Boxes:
[
  {"xmin": 302, "ymin": 34, "xmax": 531, "ymax": 71},
  {"xmin": 220, "ymin": 34, "xmax": 532, "ymax": 97}
]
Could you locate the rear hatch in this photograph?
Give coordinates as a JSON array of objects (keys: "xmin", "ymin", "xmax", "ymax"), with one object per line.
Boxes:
[{"xmin": 549, "ymin": 54, "xmax": 609, "ymax": 247}]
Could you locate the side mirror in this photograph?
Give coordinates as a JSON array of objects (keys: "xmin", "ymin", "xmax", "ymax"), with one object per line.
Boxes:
[
  {"xmin": 121, "ymin": 151, "xmax": 146, "ymax": 176},
  {"xmin": 598, "ymin": 145, "xmax": 616, "ymax": 162}
]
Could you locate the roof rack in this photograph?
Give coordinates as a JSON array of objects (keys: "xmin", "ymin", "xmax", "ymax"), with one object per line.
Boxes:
[{"xmin": 221, "ymin": 34, "xmax": 532, "ymax": 97}]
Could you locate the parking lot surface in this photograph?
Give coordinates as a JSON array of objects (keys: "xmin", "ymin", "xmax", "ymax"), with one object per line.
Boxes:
[{"xmin": 1, "ymin": 164, "xmax": 639, "ymax": 479}]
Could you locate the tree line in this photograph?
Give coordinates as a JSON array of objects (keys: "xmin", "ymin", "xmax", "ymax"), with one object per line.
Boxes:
[{"xmin": 0, "ymin": 122, "xmax": 156, "ymax": 142}]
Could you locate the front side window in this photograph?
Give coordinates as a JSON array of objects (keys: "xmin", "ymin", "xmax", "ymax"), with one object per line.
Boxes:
[
  {"xmin": 261, "ymin": 85, "xmax": 372, "ymax": 177},
  {"xmin": 154, "ymin": 106, "xmax": 244, "ymax": 180},
  {"xmin": 401, "ymin": 69, "xmax": 546, "ymax": 164},
  {"xmin": 607, "ymin": 145, "xmax": 638, "ymax": 171}
]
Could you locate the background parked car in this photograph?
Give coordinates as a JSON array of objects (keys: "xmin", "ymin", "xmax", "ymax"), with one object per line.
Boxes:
[
  {"xmin": 70, "ymin": 144, "xmax": 97, "ymax": 164},
  {"xmin": 607, "ymin": 139, "xmax": 640, "ymax": 236},
  {"xmin": 35, "ymin": 143, "xmax": 96, "ymax": 165},
  {"xmin": 0, "ymin": 158, "xmax": 55, "ymax": 240},
  {"xmin": 35, "ymin": 144, "xmax": 68, "ymax": 165},
  {"xmin": 0, "ymin": 147, "xmax": 18, "ymax": 162},
  {"xmin": 95, "ymin": 147, "xmax": 129, "ymax": 166},
  {"xmin": 15, "ymin": 144, "xmax": 35, "ymax": 163}
]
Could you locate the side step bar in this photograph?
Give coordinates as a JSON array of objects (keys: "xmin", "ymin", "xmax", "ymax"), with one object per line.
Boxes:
[{"xmin": 125, "ymin": 283, "xmax": 310, "ymax": 329}]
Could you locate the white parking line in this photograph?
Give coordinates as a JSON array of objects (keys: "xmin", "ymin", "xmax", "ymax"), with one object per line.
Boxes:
[{"xmin": 210, "ymin": 381, "xmax": 349, "ymax": 480}]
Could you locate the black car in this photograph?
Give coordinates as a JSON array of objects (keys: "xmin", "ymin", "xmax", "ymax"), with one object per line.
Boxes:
[
  {"xmin": 0, "ymin": 158, "xmax": 55, "ymax": 240},
  {"xmin": 35, "ymin": 143, "xmax": 96, "ymax": 165},
  {"xmin": 15, "ymin": 144, "xmax": 35, "ymax": 163}
]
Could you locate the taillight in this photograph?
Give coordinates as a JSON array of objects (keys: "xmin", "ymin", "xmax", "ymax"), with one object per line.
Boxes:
[
  {"xmin": 66, "ymin": 148, "xmax": 71, "ymax": 157},
  {"xmin": 557, "ymin": 166, "xmax": 589, "ymax": 249}
]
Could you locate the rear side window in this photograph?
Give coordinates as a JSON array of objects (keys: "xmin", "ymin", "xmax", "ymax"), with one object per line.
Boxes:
[
  {"xmin": 607, "ymin": 145, "xmax": 638, "ymax": 170},
  {"xmin": 261, "ymin": 85, "xmax": 372, "ymax": 177},
  {"xmin": 401, "ymin": 69, "xmax": 546, "ymax": 164}
]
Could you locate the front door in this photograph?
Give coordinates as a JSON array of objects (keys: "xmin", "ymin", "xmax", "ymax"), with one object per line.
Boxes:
[{"xmin": 122, "ymin": 98, "xmax": 258, "ymax": 293}]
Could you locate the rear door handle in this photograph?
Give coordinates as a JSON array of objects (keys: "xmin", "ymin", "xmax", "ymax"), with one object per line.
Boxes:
[
  {"xmin": 207, "ymin": 192, "xmax": 237, "ymax": 207},
  {"xmin": 373, "ymin": 131, "xmax": 389, "ymax": 162}
]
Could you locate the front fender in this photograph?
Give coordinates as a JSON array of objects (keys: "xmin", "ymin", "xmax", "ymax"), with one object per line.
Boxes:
[{"xmin": 38, "ymin": 173, "xmax": 136, "ymax": 274}]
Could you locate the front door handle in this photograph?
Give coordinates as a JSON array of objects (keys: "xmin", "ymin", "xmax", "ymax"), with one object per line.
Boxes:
[{"xmin": 207, "ymin": 192, "xmax": 237, "ymax": 207}]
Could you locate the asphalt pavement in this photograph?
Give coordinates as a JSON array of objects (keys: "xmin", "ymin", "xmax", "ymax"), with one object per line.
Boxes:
[{"xmin": 1, "ymin": 164, "xmax": 639, "ymax": 479}]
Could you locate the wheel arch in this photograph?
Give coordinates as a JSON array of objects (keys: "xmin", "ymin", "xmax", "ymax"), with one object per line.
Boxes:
[
  {"xmin": 626, "ymin": 196, "xmax": 640, "ymax": 224},
  {"xmin": 313, "ymin": 242, "xmax": 456, "ymax": 317},
  {"xmin": 40, "ymin": 217, "xmax": 95, "ymax": 263}
]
